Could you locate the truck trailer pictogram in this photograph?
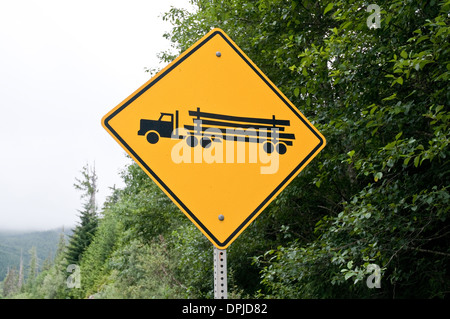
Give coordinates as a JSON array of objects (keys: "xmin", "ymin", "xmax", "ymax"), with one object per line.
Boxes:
[{"xmin": 138, "ymin": 107, "xmax": 295, "ymax": 154}]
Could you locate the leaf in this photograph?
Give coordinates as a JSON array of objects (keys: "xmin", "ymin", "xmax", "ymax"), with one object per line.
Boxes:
[
  {"xmin": 387, "ymin": 158, "xmax": 395, "ymax": 168},
  {"xmin": 414, "ymin": 155, "xmax": 421, "ymax": 167},
  {"xmin": 416, "ymin": 35, "xmax": 429, "ymax": 44},
  {"xmin": 401, "ymin": 50, "xmax": 408, "ymax": 59},
  {"xmin": 301, "ymin": 87, "xmax": 307, "ymax": 95},
  {"xmin": 370, "ymin": 105, "xmax": 378, "ymax": 115},
  {"xmin": 374, "ymin": 172, "xmax": 383, "ymax": 182},
  {"xmin": 347, "ymin": 261, "xmax": 353, "ymax": 269},
  {"xmin": 294, "ymin": 87, "xmax": 300, "ymax": 97},
  {"xmin": 324, "ymin": 3, "xmax": 334, "ymax": 15},
  {"xmin": 302, "ymin": 67, "xmax": 308, "ymax": 76},
  {"xmin": 383, "ymin": 93, "xmax": 397, "ymax": 101},
  {"xmin": 344, "ymin": 271, "xmax": 355, "ymax": 280},
  {"xmin": 403, "ymin": 157, "xmax": 411, "ymax": 166}
]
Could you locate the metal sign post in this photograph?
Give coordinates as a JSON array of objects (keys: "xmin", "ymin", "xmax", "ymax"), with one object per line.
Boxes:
[{"xmin": 214, "ymin": 246, "xmax": 228, "ymax": 299}]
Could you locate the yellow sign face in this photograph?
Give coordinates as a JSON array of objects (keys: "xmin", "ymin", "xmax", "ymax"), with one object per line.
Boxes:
[{"xmin": 102, "ymin": 28, "xmax": 325, "ymax": 248}]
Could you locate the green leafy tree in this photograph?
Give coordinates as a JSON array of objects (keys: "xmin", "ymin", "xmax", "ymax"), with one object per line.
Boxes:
[
  {"xmin": 92, "ymin": 237, "xmax": 186, "ymax": 299},
  {"xmin": 161, "ymin": 0, "xmax": 449, "ymax": 298}
]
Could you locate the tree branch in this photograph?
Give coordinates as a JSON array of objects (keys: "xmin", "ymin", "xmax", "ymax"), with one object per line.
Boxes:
[{"xmin": 406, "ymin": 247, "xmax": 450, "ymax": 257}]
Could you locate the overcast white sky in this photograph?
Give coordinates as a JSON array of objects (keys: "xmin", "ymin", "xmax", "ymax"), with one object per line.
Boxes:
[{"xmin": 0, "ymin": 0, "xmax": 194, "ymax": 231}]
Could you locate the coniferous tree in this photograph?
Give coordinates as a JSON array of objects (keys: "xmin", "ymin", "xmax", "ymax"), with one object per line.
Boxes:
[
  {"xmin": 17, "ymin": 250, "xmax": 24, "ymax": 292},
  {"xmin": 26, "ymin": 246, "xmax": 38, "ymax": 287},
  {"xmin": 2, "ymin": 267, "xmax": 18, "ymax": 297},
  {"xmin": 37, "ymin": 230, "xmax": 70, "ymax": 299},
  {"xmin": 56, "ymin": 229, "xmax": 67, "ymax": 258},
  {"xmin": 66, "ymin": 164, "xmax": 99, "ymax": 266}
]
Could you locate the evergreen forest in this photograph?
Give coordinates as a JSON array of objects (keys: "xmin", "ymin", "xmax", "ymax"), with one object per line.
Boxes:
[{"xmin": 1, "ymin": 0, "xmax": 448, "ymax": 299}]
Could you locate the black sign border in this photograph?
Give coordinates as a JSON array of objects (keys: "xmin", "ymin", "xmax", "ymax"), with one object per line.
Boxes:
[{"xmin": 103, "ymin": 29, "xmax": 324, "ymax": 248}]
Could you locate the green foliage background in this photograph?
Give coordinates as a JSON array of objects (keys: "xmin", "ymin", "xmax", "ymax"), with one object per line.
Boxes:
[{"xmin": 2, "ymin": 0, "xmax": 448, "ymax": 299}]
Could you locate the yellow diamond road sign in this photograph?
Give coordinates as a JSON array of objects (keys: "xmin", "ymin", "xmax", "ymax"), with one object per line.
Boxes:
[{"xmin": 102, "ymin": 28, "xmax": 326, "ymax": 249}]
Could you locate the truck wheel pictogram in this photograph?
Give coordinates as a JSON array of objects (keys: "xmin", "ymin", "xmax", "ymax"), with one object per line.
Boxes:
[
  {"xmin": 262, "ymin": 141, "xmax": 275, "ymax": 154},
  {"xmin": 186, "ymin": 136, "xmax": 198, "ymax": 147},
  {"xmin": 276, "ymin": 142, "xmax": 287, "ymax": 155},
  {"xmin": 146, "ymin": 131, "xmax": 160, "ymax": 144},
  {"xmin": 201, "ymin": 137, "xmax": 212, "ymax": 148}
]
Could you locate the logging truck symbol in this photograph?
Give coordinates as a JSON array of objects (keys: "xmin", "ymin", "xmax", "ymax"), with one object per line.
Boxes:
[{"xmin": 137, "ymin": 108, "xmax": 295, "ymax": 154}]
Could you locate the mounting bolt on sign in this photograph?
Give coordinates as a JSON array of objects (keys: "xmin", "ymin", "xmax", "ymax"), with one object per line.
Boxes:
[{"xmin": 101, "ymin": 28, "xmax": 325, "ymax": 250}]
